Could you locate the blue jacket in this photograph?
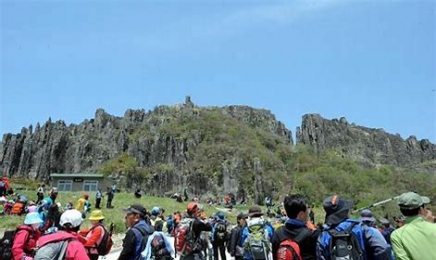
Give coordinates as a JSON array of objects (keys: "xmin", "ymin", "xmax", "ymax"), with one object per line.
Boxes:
[{"xmin": 316, "ymin": 219, "xmax": 393, "ymax": 260}]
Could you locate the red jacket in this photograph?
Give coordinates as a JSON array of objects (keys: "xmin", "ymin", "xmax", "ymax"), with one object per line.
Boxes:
[
  {"xmin": 12, "ymin": 224, "xmax": 40, "ymax": 260},
  {"xmin": 36, "ymin": 231, "xmax": 90, "ymax": 260}
]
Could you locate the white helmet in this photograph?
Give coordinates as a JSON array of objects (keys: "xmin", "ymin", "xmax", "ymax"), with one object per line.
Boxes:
[{"xmin": 60, "ymin": 209, "xmax": 83, "ymax": 228}]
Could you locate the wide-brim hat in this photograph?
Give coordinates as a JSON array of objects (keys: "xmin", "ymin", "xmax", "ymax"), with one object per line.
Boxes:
[
  {"xmin": 248, "ymin": 206, "xmax": 264, "ymax": 217},
  {"xmin": 89, "ymin": 210, "xmax": 105, "ymax": 220},
  {"xmin": 24, "ymin": 212, "xmax": 44, "ymax": 225}
]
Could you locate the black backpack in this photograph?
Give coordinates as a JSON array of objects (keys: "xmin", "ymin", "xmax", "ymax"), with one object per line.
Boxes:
[
  {"xmin": 327, "ymin": 222, "xmax": 364, "ymax": 260},
  {"xmin": 0, "ymin": 225, "xmax": 33, "ymax": 260},
  {"xmin": 214, "ymin": 220, "xmax": 228, "ymax": 242},
  {"xmin": 0, "ymin": 229, "xmax": 17, "ymax": 260}
]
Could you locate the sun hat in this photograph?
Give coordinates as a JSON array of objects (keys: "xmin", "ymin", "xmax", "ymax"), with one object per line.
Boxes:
[
  {"xmin": 88, "ymin": 210, "xmax": 105, "ymax": 221},
  {"xmin": 24, "ymin": 212, "xmax": 44, "ymax": 225}
]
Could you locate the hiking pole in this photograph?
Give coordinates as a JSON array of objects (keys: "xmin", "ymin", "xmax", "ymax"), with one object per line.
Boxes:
[{"xmin": 352, "ymin": 195, "xmax": 402, "ymax": 214}]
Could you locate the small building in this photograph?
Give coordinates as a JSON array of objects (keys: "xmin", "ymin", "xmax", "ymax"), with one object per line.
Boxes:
[{"xmin": 50, "ymin": 173, "xmax": 113, "ymax": 192}]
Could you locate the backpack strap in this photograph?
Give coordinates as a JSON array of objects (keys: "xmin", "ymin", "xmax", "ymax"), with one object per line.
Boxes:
[
  {"xmin": 132, "ymin": 225, "xmax": 150, "ymax": 257},
  {"xmin": 56, "ymin": 238, "xmax": 73, "ymax": 260}
]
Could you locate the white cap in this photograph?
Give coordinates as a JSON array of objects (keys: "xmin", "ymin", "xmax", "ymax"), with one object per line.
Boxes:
[{"xmin": 60, "ymin": 209, "xmax": 84, "ymax": 228}]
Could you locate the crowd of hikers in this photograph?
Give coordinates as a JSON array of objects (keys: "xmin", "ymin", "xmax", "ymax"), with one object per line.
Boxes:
[{"xmin": 0, "ymin": 174, "xmax": 435, "ymax": 260}]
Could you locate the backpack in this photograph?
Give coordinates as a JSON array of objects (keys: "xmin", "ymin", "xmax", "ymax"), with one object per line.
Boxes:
[
  {"xmin": 276, "ymin": 228, "xmax": 312, "ymax": 260},
  {"xmin": 213, "ymin": 220, "xmax": 228, "ymax": 242},
  {"xmin": 33, "ymin": 238, "xmax": 73, "ymax": 260},
  {"xmin": 326, "ymin": 222, "xmax": 363, "ymax": 260},
  {"xmin": 175, "ymin": 218, "xmax": 195, "ymax": 255},
  {"xmin": 244, "ymin": 222, "xmax": 270, "ymax": 260},
  {"xmin": 154, "ymin": 218, "xmax": 164, "ymax": 232},
  {"xmin": 0, "ymin": 229, "xmax": 18, "ymax": 260},
  {"xmin": 0, "ymin": 225, "xmax": 32, "ymax": 260},
  {"xmin": 132, "ymin": 225, "xmax": 152, "ymax": 260},
  {"xmin": 151, "ymin": 233, "xmax": 172, "ymax": 260},
  {"xmin": 89, "ymin": 224, "xmax": 113, "ymax": 256}
]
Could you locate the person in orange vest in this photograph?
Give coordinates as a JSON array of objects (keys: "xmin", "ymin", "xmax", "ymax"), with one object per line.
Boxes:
[
  {"xmin": 11, "ymin": 198, "xmax": 26, "ymax": 216},
  {"xmin": 80, "ymin": 210, "xmax": 109, "ymax": 260}
]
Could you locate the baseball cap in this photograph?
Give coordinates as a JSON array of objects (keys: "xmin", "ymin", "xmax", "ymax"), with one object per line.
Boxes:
[
  {"xmin": 123, "ymin": 204, "xmax": 147, "ymax": 217},
  {"xmin": 398, "ymin": 192, "xmax": 430, "ymax": 210},
  {"xmin": 359, "ymin": 209, "xmax": 375, "ymax": 222}
]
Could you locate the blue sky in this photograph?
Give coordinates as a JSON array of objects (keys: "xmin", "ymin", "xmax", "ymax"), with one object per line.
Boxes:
[{"xmin": 1, "ymin": 0, "xmax": 435, "ymax": 143}]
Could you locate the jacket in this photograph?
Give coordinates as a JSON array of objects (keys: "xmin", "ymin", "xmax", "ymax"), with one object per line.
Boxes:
[
  {"xmin": 36, "ymin": 231, "xmax": 90, "ymax": 260},
  {"xmin": 316, "ymin": 219, "xmax": 392, "ymax": 260},
  {"xmin": 12, "ymin": 225, "xmax": 40, "ymax": 260},
  {"xmin": 118, "ymin": 220, "xmax": 155, "ymax": 260},
  {"xmin": 271, "ymin": 219, "xmax": 319, "ymax": 260},
  {"xmin": 227, "ymin": 224, "xmax": 244, "ymax": 257}
]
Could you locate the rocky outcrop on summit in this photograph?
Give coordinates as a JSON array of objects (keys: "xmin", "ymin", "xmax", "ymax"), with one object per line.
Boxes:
[
  {"xmin": 296, "ymin": 114, "xmax": 436, "ymax": 169},
  {"xmin": 0, "ymin": 98, "xmax": 291, "ymax": 202}
]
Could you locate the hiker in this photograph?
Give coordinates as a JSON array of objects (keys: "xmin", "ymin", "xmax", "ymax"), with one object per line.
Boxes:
[
  {"xmin": 240, "ymin": 206, "xmax": 274, "ymax": 260},
  {"xmin": 36, "ymin": 184, "xmax": 45, "ymax": 205},
  {"xmin": 39, "ymin": 203, "xmax": 62, "ymax": 234},
  {"xmin": 175, "ymin": 202, "xmax": 212, "ymax": 260},
  {"xmin": 393, "ymin": 215, "xmax": 405, "ymax": 228},
  {"xmin": 26, "ymin": 201, "xmax": 37, "ymax": 213},
  {"xmin": 379, "ymin": 218, "xmax": 394, "ymax": 245},
  {"xmin": 0, "ymin": 196, "xmax": 6, "ymax": 215},
  {"xmin": 359, "ymin": 209, "xmax": 377, "ymax": 228},
  {"xmin": 134, "ymin": 189, "xmax": 142, "ymax": 199},
  {"xmin": 309, "ymin": 204, "xmax": 315, "ymax": 224},
  {"xmin": 141, "ymin": 222, "xmax": 175, "ymax": 260},
  {"xmin": 390, "ymin": 192, "xmax": 436, "ymax": 260},
  {"xmin": 11, "ymin": 212, "xmax": 43, "ymax": 260},
  {"xmin": 271, "ymin": 194, "xmax": 320, "ymax": 260},
  {"xmin": 95, "ymin": 189, "xmax": 103, "ymax": 209},
  {"xmin": 151, "ymin": 207, "xmax": 165, "ymax": 231},
  {"xmin": 106, "ymin": 187, "xmax": 114, "ymax": 208},
  {"xmin": 0, "ymin": 177, "xmax": 7, "ymax": 197},
  {"xmin": 212, "ymin": 211, "xmax": 229, "ymax": 260},
  {"xmin": 80, "ymin": 210, "xmax": 110, "ymax": 260},
  {"xmin": 118, "ymin": 204, "xmax": 154, "ymax": 260},
  {"xmin": 227, "ymin": 213, "xmax": 248, "ymax": 260},
  {"xmin": 76, "ymin": 194, "xmax": 90, "ymax": 218},
  {"xmin": 316, "ymin": 194, "xmax": 392, "ymax": 260},
  {"xmin": 35, "ymin": 209, "xmax": 90, "ymax": 260},
  {"xmin": 10, "ymin": 198, "xmax": 26, "ymax": 216}
]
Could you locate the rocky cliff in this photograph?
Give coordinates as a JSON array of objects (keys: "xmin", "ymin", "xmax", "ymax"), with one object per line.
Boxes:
[
  {"xmin": 0, "ymin": 97, "xmax": 292, "ymax": 202},
  {"xmin": 1, "ymin": 100, "xmax": 435, "ymax": 201},
  {"xmin": 296, "ymin": 114, "xmax": 436, "ymax": 170}
]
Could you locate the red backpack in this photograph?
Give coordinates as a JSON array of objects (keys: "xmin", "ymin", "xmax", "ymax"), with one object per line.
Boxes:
[
  {"xmin": 276, "ymin": 228, "xmax": 312, "ymax": 260},
  {"xmin": 174, "ymin": 218, "xmax": 194, "ymax": 255}
]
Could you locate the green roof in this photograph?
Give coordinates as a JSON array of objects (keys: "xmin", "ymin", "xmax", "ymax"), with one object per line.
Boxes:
[{"xmin": 50, "ymin": 173, "xmax": 104, "ymax": 178}]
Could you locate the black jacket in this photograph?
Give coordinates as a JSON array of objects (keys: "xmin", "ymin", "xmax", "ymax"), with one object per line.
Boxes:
[
  {"xmin": 271, "ymin": 221, "xmax": 320, "ymax": 260},
  {"xmin": 227, "ymin": 224, "xmax": 244, "ymax": 256}
]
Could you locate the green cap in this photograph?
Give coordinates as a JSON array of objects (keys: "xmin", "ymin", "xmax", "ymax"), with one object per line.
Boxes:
[{"xmin": 398, "ymin": 192, "xmax": 430, "ymax": 210}]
